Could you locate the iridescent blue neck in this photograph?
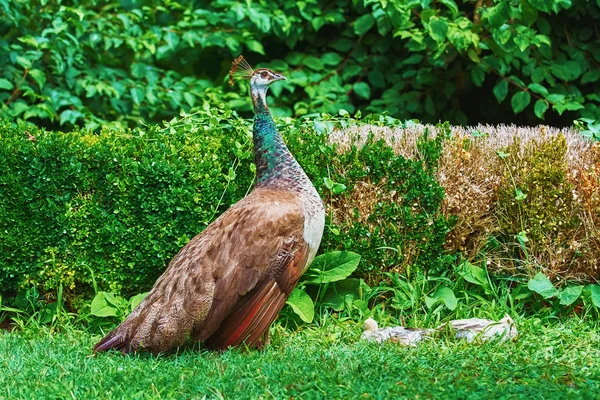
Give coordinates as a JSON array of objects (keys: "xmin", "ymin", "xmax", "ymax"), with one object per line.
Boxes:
[{"xmin": 251, "ymin": 85, "xmax": 307, "ymax": 189}]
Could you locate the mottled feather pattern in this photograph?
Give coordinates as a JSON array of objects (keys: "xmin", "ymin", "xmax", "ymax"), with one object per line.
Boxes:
[
  {"xmin": 94, "ymin": 58, "xmax": 325, "ymax": 355},
  {"xmin": 94, "ymin": 189, "xmax": 310, "ymax": 354}
]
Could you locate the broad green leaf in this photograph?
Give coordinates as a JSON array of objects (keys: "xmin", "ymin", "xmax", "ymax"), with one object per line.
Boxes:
[
  {"xmin": 305, "ymin": 251, "xmax": 361, "ymax": 284},
  {"xmin": 321, "ymin": 278, "xmax": 365, "ymax": 311},
  {"xmin": 425, "ymin": 286, "xmax": 457, "ymax": 311},
  {"xmin": 581, "ymin": 70, "xmax": 600, "ymax": 84},
  {"xmin": 527, "ymin": 83, "xmax": 548, "ymax": 97},
  {"xmin": 520, "ymin": 1, "xmax": 539, "ymax": 26},
  {"xmin": 129, "ymin": 292, "xmax": 149, "ymax": 312},
  {"xmin": 322, "ymin": 52, "xmax": 343, "ymax": 66},
  {"xmin": 588, "ymin": 284, "xmax": 600, "ymax": 308},
  {"xmin": 551, "ymin": 61, "xmax": 583, "ymax": 81},
  {"xmin": 353, "ymin": 82, "xmax": 371, "ymax": 99},
  {"xmin": 29, "ymin": 69, "xmax": 46, "ymax": 89},
  {"xmin": 457, "ymin": 261, "xmax": 489, "ymax": 292},
  {"xmin": 286, "ymin": 288, "xmax": 314, "ymax": 323},
  {"xmin": 439, "ymin": 0, "xmax": 459, "ymax": 16},
  {"xmin": 483, "ymin": 1, "xmax": 510, "ymax": 28},
  {"xmin": 303, "ymin": 56, "xmax": 324, "ymax": 71},
  {"xmin": 534, "ymin": 100, "xmax": 549, "ymax": 119},
  {"xmin": 246, "ymin": 40, "xmax": 265, "ymax": 55},
  {"xmin": 428, "ymin": 17, "xmax": 448, "ymax": 43},
  {"xmin": 511, "ymin": 91, "xmax": 531, "ymax": 114},
  {"xmin": 471, "ymin": 66, "xmax": 485, "ymax": 87},
  {"xmin": 514, "ymin": 36, "xmax": 529, "ymax": 52},
  {"xmin": 90, "ymin": 292, "xmax": 119, "ymax": 317},
  {"xmin": 130, "ymin": 87, "xmax": 145, "ymax": 106},
  {"xmin": 528, "ymin": 272, "xmax": 559, "ymax": 299},
  {"xmin": 0, "ymin": 78, "xmax": 13, "ymax": 91},
  {"xmin": 354, "ymin": 14, "xmax": 375, "ymax": 36},
  {"xmin": 493, "ymin": 80, "xmax": 508, "ymax": 102},
  {"xmin": 559, "ymin": 285, "xmax": 583, "ymax": 306}
]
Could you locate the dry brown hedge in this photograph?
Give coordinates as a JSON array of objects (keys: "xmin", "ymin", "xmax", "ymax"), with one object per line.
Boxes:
[{"xmin": 329, "ymin": 124, "xmax": 600, "ymax": 282}]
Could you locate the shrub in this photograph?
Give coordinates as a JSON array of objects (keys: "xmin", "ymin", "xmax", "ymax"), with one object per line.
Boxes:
[
  {"xmin": 0, "ymin": 112, "xmax": 453, "ymax": 303},
  {"xmin": 0, "ymin": 0, "xmax": 599, "ymax": 130}
]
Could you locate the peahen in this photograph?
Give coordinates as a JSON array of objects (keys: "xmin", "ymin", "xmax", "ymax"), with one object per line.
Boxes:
[{"xmin": 94, "ymin": 56, "xmax": 325, "ymax": 354}]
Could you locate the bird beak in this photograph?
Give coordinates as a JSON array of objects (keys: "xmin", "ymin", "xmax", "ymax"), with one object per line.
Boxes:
[{"xmin": 273, "ymin": 73, "xmax": 287, "ymax": 82}]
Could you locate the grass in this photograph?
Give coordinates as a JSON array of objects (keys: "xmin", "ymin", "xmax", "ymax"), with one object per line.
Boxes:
[{"xmin": 1, "ymin": 317, "xmax": 599, "ymax": 399}]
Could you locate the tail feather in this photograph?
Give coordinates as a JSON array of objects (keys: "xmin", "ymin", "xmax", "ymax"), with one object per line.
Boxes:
[{"xmin": 94, "ymin": 329, "xmax": 134, "ymax": 354}]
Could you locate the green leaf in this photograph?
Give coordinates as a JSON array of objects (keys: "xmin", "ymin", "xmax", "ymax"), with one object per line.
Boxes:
[
  {"xmin": 286, "ymin": 288, "xmax": 314, "ymax": 323},
  {"xmin": 305, "ymin": 251, "xmax": 361, "ymax": 284},
  {"xmin": 511, "ymin": 91, "xmax": 531, "ymax": 114},
  {"xmin": 321, "ymin": 278, "xmax": 365, "ymax": 311},
  {"xmin": 303, "ymin": 56, "xmax": 324, "ymax": 71},
  {"xmin": 588, "ymin": 284, "xmax": 600, "ymax": 308},
  {"xmin": 130, "ymin": 87, "xmax": 145, "ymax": 106},
  {"xmin": 425, "ymin": 287, "xmax": 457, "ymax": 311},
  {"xmin": 29, "ymin": 69, "xmax": 46, "ymax": 89},
  {"xmin": 551, "ymin": 61, "xmax": 583, "ymax": 81},
  {"xmin": 528, "ymin": 273, "xmax": 559, "ymax": 299},
  {"xmin": 515, "ymin": 188, "xmax": 527, "ymax": 201},
  {"xmin": 457, "ymin": 261, "xmax": 489, "ymax": 290},
  {"xmin": 90, "ymin": 292, "xmax": 119, "ymax": 317},
  {"xmin": 246, "ymin": 40, "xmax": 265, "ymax": 55},
  {"xmin": 581, "ymin": 70, "xmax": 600, "ymax": 84},
  {"xmin": 354, "ymin": 14, "xmax": 375, "ymax": 36},
  {"xmin": 439, "ymin": 0, "xmax": 459, "ymax": 16},
  {"xmin": 482, "ymin": 1, "xmax": 510, "ymax": 28},
  {"xmin": 353, "ymin": 82, "xmax": 371, "ymax": 99},
  {"xmin": 559, "ymin": 285, "xmax": 583, "ymax": 306},
  {"xmin": 527, "ymin": 83, "xmax": 548, "ymax": 97},
  {"xmin": 534, "ymin": 100, "xmax": 549, "ymax": 119},
  {"xmin": 322, "ymin": 52, "xmax": 343, "ymax": 66},
  {"xmin": 471, "ymin": 66, "xmax": 485, "ymax": 87},
  {"xmin": 493, "ymin": 79, "xmax": 508, "ymax": 102},
  {"xmin": 428, "ymin": 17, "xmax": 448, "ymax": 43},
  {"xmin": 129, "ymin": 292, "xmax": 148, "ymax": 312},
  {"xmin": 0, "ymin": 78, "xmax": 14, "ymax": 91}
]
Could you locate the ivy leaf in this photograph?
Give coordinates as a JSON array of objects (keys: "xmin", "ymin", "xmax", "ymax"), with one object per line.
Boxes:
[
  {"xmin": 534, "ymin": 100, "xmax": 549, "ymax": 119},
  {"xmin": 428, "ymin": 17, "xmax": 448, "ymax": 43},
  {"xmin": 29, "ymin": 69, "xmax": 46, "ymax": 89},
  {"xmin": 511, "ymin": 91, "xmax": 531, "ymax": 114},
  {"xmin": 439, "ymin": 0, "xmax": 459, "ymax": 16},
  {"xmin": 354, "ymin": 14, "xmax": 375, "ymax": 36},
  {"xmin": 130, "ymin": 87, "xmax": 145, "ymax": 106},
  {"xmin": 246, "ymin": 40, "xmax": 265, "ymax": 55},
  {"xmin": 588, "ymin": 284, "xmax": 600, "ymax": 308},
  {"xmin": 493, "ymin": 79, "xmax": 508, "ymax": 102},
  {"xmin": 581, "ymin": 70, "xmax": 600, "ymax": 84},
  {"xmin": 286, "ymin": 288, "xmax": 314, "ymax": 323},
  {"xmin": 322, "ymin": 52, "xmax": 343, "ymax": 66},
  {"xmin": 353, "ymin": 82, "xmax": 371, "ymax": 99}
]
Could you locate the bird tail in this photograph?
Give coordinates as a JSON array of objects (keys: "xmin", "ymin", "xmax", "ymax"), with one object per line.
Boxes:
[{"xmin": 94, "ymin": 327, "xmax": 134, "ymax": 354}]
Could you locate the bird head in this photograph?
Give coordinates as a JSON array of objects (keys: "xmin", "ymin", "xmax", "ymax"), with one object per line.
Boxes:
[{"xmin": 250, "ymin": 68, "xmax": 286, "ymax": 88}]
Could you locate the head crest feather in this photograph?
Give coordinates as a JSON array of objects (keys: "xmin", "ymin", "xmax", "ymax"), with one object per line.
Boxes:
[{"xmin": 229, "ymin": 55, "xmax": 254, "ymax": 86}]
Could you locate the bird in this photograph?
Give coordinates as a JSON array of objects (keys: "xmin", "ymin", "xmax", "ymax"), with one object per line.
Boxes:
[
  {"xmin": 442, "ymin": 314, "xmax": 518, "ymax": 343},
  {"xmin": 94, "ymin": 56, "xmax": 325, "ymax": 354},
  {"xmin": 361, "ymin": 318, "xmax": 433, "ymax": 346}
]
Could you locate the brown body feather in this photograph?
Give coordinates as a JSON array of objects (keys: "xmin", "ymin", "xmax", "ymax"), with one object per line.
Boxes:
[{"xmin": 94, "ymin": 188, "xmax": 310, "ymax": 354}]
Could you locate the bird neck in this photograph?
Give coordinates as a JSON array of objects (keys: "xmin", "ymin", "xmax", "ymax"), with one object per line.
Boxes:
[{"xmin": 251, "ymin": 85, "xmax": 306, "ymax": 190}]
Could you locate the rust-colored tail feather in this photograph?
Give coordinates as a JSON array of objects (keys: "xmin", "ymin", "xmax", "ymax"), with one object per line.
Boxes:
[{"xmin": 94, "ymin": 330, "xmax": 132, "ymax": 354}]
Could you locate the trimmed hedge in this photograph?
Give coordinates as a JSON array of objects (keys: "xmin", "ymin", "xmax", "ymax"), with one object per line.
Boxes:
[{"xmin": 0, "ymin": 110, "xmax": 453, "ymax": 302}]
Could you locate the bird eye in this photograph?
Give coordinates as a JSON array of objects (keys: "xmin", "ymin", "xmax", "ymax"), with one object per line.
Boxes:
[{"xmin": 261, "ymin": 71, "xmax": 268, "ymax": 78}]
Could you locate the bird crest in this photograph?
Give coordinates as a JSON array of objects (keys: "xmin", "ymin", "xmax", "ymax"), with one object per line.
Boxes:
[{"xmin": 229, "ymin": 55, "xmax": 254, "ymax": 86}]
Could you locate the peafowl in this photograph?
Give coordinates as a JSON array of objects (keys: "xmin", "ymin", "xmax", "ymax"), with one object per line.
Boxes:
[{"xmin": 94, "ymin": 56, "xmax": 325, "ymax": 354}]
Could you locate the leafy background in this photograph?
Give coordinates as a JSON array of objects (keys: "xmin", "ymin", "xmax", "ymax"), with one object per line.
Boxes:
[{"xmin": 0, "ymin": 0, "xmax": 599, "ymax": 131}]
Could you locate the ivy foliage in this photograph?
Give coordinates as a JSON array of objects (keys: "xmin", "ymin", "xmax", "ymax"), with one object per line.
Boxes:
[{"xmin": 0, "ymin": 0, "xmax": 598, "ymax": 130}]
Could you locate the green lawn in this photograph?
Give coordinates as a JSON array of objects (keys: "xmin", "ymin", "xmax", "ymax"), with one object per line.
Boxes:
[{"xmin": 1, "ymin": 318, "xmax": 599, "ymax": 399}]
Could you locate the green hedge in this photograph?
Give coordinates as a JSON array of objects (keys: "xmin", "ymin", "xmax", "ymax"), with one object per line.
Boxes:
[
  {"xmin": 0, "ymin": 0, "xmax": 598, "ymax": 130},
  {"xmin": 0, "ymin": 110, "xmax": 454, "ymax": 302}
]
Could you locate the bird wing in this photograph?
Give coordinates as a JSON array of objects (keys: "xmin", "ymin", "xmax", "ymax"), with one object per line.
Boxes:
[{"xmin": 94, "ymin": 188, "xmax": 309, "ymax": 354}]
